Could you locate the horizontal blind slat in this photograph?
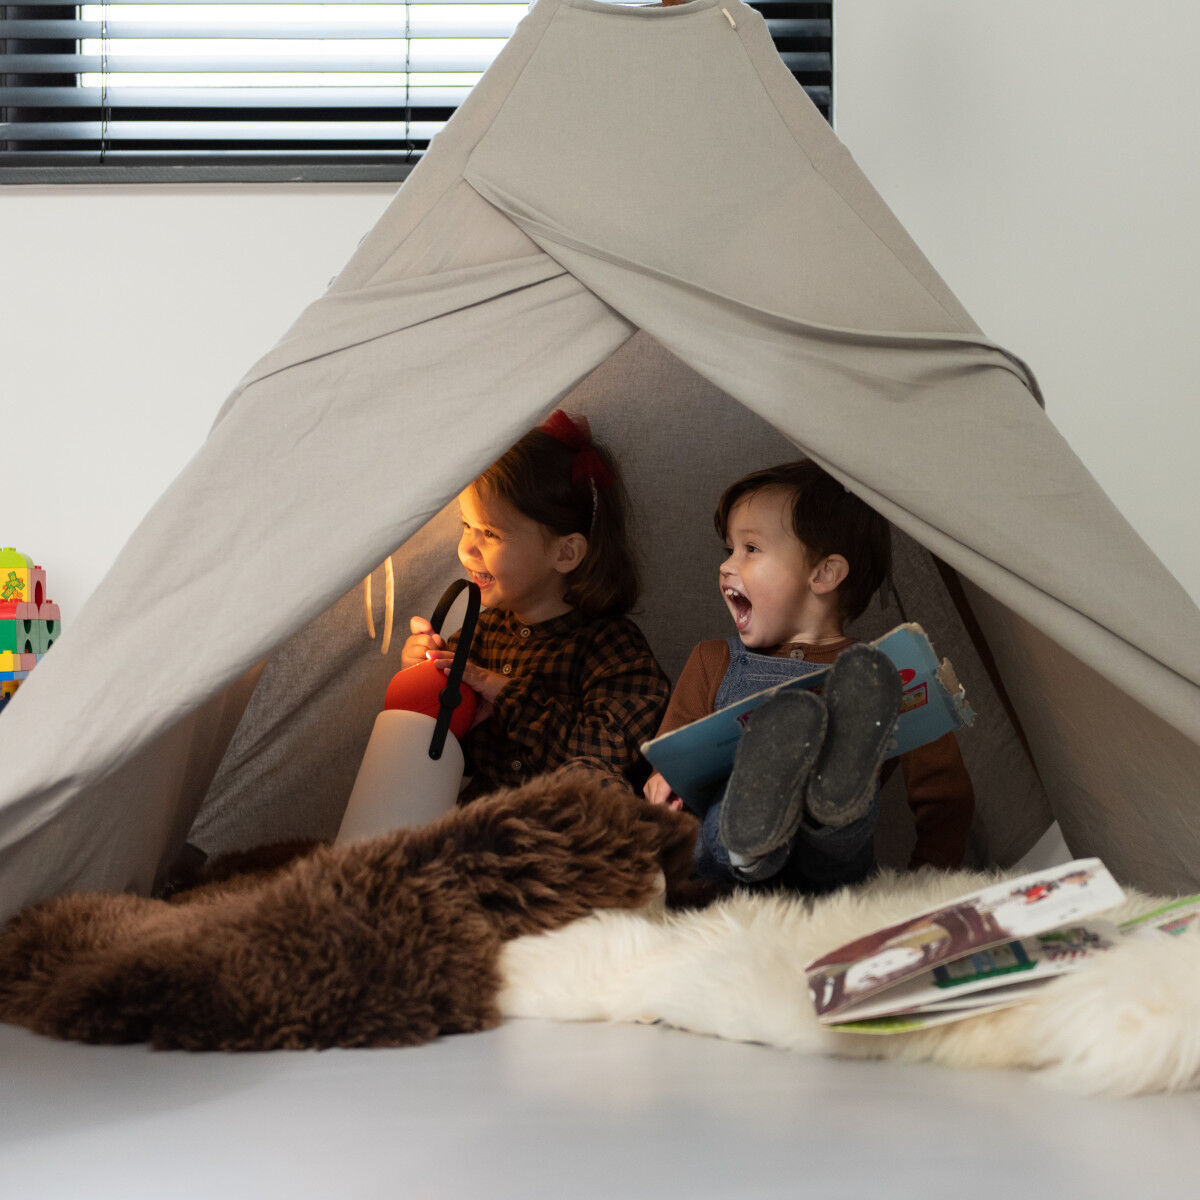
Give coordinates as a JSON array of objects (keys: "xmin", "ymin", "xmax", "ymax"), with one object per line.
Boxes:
[
  {"xmin": 6, "ymin": 55, "xmax": 832, "ymax": 77},
  {"xmin": 4, "ymin": 0, "xmax": 520, "ymax": 5},
  {"xmin": 0, "ymin": 20, "xmax": 524, "ymax": 39},
  {"xmin": 0, "ymin": 85, "xmax": 474, "ymax": 107},
  {"xmin": 1, "ymin": 84, "xmax": 830, "ymax": 112},
  {"xmin": 3, "ymin": 148, "xmax": 431, "ymax": 160},
  {"xmin": 1, "ymin": 52, "xmax": 505, "ymax": 72},
  {"xmin": 2, "ymin": 119, "xmax": 446, "ymax": 140},
  {"xmin": 777, "ymin": 51, "xmax": 831, "ymax": 73},
  {"xmin": 762, "ymin": 19, "xmax": 829, "ymax": 37},
  {"xmin": 1, "ymin": 14, "xmax": 827, "ymax": 39}
]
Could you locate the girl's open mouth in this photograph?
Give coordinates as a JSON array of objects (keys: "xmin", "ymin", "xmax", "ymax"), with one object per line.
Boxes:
[
  {"xmin": 467, "ymin": 570, "xmax": 495, "ymax": 589},
  {"xmin": 724, "ymin": 586, "xmax": 751, "ymax": 631}
]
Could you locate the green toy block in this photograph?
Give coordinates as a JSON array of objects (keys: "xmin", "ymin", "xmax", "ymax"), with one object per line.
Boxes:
[
  {"xmin": 40, "ymin": 601, "xmax": 61, "ymax": 650},
  {"xmin": 0, "ymin": 603, "xmax": 39, "ymax": 655}
]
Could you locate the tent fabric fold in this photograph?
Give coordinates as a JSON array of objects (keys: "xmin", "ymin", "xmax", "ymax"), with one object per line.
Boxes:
[{"xmin": 2, "ymin": 0, "xmax": 1198, "ymax": 919}]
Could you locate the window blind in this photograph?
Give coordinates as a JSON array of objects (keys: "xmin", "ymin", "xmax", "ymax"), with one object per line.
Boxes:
[{"xmin": 0, "ymin": 0, "xmax": 832, "ymax": 182}]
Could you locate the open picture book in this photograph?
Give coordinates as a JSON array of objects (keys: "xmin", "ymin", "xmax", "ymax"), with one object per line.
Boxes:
[
  {"xmin": 805, "ymin": 858, "xmax": 1200, "ymax": 1035},
  {"xmin": 640, "ymin": 622, "xmax": 973, "ymax": 811}
]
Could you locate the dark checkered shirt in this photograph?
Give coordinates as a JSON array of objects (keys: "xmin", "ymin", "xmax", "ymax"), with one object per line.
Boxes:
[{"xmin": 452, "ymin": 608, "xmax": 670, "ymax": 798}]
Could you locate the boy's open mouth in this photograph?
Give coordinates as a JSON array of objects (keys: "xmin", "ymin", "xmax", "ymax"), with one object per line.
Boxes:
[
  {"xmin": 723, "ymin": 586, "xmax": 751, "ymax": 631},
  {"xmin": 467, "ymin": 570, "xmax": 495, "ymax": 589}
]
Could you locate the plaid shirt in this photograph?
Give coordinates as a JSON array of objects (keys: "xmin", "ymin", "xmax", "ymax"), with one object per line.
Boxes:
[{"xmin": 452, "ymin": 608, "xmax": 670, "ymax": 797}]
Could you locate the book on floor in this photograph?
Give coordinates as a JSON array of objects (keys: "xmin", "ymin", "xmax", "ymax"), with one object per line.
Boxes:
[{"xmin": 805, "ymin": 858, "xmax": 1133, "ymax": 1034}]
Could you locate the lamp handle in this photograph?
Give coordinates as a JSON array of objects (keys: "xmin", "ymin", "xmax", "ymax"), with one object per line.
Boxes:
[{"xmin": 426, "ymin": 579, "xmax": 482, "ymax": 760}]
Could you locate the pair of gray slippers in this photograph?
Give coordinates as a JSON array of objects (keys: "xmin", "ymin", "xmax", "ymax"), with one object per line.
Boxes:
[{"xmin": 719, "ymin": 643, "xmax": 902, "ymax": 862}]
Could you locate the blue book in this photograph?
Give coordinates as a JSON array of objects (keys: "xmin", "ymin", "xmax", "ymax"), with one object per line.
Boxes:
[{"xmin": 641, "ymin": 623, "xmax": 974, "ymax": 810}]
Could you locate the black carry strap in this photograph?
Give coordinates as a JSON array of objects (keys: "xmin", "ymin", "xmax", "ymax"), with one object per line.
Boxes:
[{"xmin": 427, "ymin": 579, "xmax": 482, "ymax": 760}]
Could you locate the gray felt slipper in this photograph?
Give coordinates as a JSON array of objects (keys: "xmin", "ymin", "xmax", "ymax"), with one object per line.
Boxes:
[
  {"xmin": 719, "ymin": 689, "xmax": 828, "ymax": 860},
  {"xmin": 804, "ymin": 643, "xmax": 901, "ymax": 829}
]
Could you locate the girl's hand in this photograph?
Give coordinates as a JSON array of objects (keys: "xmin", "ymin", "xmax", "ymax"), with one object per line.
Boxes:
[
  {"xmin": 644, "ymin": 772, "xmax": 683, "ymax": 811},
  {"xmin": 428, "ymin": 650, "xmax": 509, "ymax": 705},
  {"xmin": 400, "ymin": 616, "xmax": 446, "ymax": 670}
]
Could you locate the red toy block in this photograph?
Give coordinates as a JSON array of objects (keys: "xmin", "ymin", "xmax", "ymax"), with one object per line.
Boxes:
[{"xmin": 29, "ymin": 566, "xmax": 46, "ymax": 608}]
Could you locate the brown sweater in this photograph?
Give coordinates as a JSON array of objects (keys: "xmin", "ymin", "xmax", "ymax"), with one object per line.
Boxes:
[{"xmin": 657, "ymin": 638, "xmax": 975, "ymax": 870}]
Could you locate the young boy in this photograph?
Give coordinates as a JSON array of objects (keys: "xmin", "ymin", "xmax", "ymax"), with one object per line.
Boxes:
[{"xmin": 644, "ymin": 461, "xmax": 974, "ymax": 893}]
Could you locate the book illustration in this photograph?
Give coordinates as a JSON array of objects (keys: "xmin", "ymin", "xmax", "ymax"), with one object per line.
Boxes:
[
  {"xmin": 805, "ymin": 859, "xmax": 1124, "ymax": 1028},
  {"xmin": 1119, "ymin": 894, "xmax": 1200, "ymax": 940},
  {"xmin": 935, "ymin": 937, "xmax": 1038, "ymax": 987},
  {"xmin": 641, "ymin": 623, "xmax": 973, "ymax": 811},
  {"xmin": 821, "ymin": 921, "xmax": 1120, "ymax": 1026}
]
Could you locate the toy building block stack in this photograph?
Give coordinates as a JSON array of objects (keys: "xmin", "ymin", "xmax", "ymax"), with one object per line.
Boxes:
[{"xmin": 0, "ymin": 548, "xmax": 60, "ymax": 714}]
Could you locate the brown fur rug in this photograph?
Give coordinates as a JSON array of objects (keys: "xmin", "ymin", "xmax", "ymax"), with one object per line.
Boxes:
[{"xmin": 0, "ymin": 770, "xmax": 696, "ymax": 1050}]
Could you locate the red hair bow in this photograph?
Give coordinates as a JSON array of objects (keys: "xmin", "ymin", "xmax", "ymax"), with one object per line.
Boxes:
[{"xmin": 540, "ymin": 409, "xmax": 616, "ymax": 489}]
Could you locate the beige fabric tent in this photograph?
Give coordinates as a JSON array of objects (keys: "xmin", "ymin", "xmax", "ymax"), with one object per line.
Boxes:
[{"xmin": 2, "ymin": 0, "xmax": 1198, "ymax": 920}]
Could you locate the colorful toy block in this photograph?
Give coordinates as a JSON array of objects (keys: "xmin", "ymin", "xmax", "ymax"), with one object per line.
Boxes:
[
  {"xmin": 0, "ymin": 548, "xmax": 33, "ymax": 605},
  {"xmin": 0, "ymin": 601, "xmax": 39, "ymax": 655},
  {"xmin": 39, "ymin": 601, "xmax": 61, "ymax": 651},
  {"xmin": 0, "ymin": 550, "xmax": 60, "ymax": 714},
  {"xmin": 29, "ymin": 565, "xmax": 46, "ymax": 608},
  {"xmin": 0, "ymin": 651, "xmax": 33, "ymax": 716}
]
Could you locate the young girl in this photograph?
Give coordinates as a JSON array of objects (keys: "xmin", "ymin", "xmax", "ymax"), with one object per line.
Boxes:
[{"xmin": 401, "ymin": 410, "xmax": 670, "ymax": 799}]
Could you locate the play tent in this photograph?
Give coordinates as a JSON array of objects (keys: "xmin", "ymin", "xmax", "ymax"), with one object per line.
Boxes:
[{"xmin": 2, "ymin": 0, "xmax": 1198, "ymax": 921}]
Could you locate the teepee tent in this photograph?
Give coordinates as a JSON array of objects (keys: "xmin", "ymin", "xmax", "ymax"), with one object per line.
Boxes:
[{"xmin": 2, "ymin": 0, "xmax": 1198, "ymax": 920}]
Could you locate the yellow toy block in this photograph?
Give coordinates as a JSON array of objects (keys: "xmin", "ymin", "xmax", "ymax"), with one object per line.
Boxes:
[{"xmin": 0, "ymin": 548, "xmax": 33, "ymax": 605}]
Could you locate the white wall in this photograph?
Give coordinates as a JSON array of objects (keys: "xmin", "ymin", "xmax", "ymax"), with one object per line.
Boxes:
[
  {"xmin": 3, "ymin": 0, "xmax": 1198, "ymax": 622},
  {"xmin": 2, "ymin": 185, "xmax": 395, "ymax": 619},
  {"xmin": 834, "ymin": 0, "xmax": 1200, "ymax": 605}
]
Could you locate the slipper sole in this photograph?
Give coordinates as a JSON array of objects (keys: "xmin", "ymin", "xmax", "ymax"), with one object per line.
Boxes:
[
  {"xmin": 805, "ymin": 644, "xmax": 901, "ymax": 829},
  {"xmin": 719, "ymin": 690, "xmax": 828, "ymax": 859}
]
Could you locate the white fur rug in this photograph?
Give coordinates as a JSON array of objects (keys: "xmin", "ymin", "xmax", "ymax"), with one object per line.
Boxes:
[{"xmin": 498, "ymin": 868, "xmax": 1200, "ymax": 1097}]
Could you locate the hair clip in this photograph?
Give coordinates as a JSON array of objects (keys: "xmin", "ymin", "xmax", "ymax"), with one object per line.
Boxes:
[{"xmin": 540, "ymin": 409, "xmax": 616, "ymax": 489}]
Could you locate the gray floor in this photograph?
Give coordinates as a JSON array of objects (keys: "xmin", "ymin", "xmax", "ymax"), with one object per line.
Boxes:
[{"xmin": 2, "ymin": 1017, "xmax": 1198, "ymax": 1199}]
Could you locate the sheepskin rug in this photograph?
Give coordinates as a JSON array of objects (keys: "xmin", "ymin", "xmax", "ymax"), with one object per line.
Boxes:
[
  {"xmin": 0, "ymin": 770, "xmax": 695, "ymax": 1050},
  {"xmin": 498, "ymin": 867, "xmax": 1200, "ymax": 1097}
]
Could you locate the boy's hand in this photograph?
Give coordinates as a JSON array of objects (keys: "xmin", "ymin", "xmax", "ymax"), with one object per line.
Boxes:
[
  {"xmin": 400, "ymin": 616, "xmax": 446, "ymax": 670},
  {"xmin": 644, "ymin": 771, "xmax": 683, "ymax": 811}
]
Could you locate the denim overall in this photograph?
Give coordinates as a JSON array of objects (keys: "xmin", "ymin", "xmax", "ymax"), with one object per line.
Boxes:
[{"xmin": 693, "ymin": 637, "xmax": 879, "ymax": 893}]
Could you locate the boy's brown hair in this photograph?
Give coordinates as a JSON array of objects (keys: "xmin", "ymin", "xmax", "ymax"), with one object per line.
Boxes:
[
  {"xmin": 714, "ymin": 460, "xmax": 892, "ymax": 622},
  {"xmin": 475, "ymin": 425, "xmax": 640, "ymax": 618}
]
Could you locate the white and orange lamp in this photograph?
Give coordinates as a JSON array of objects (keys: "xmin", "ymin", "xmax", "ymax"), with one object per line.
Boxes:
[{"xmin": 337, "ymin": 579, "xmax": 481, "ymax": 842}]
